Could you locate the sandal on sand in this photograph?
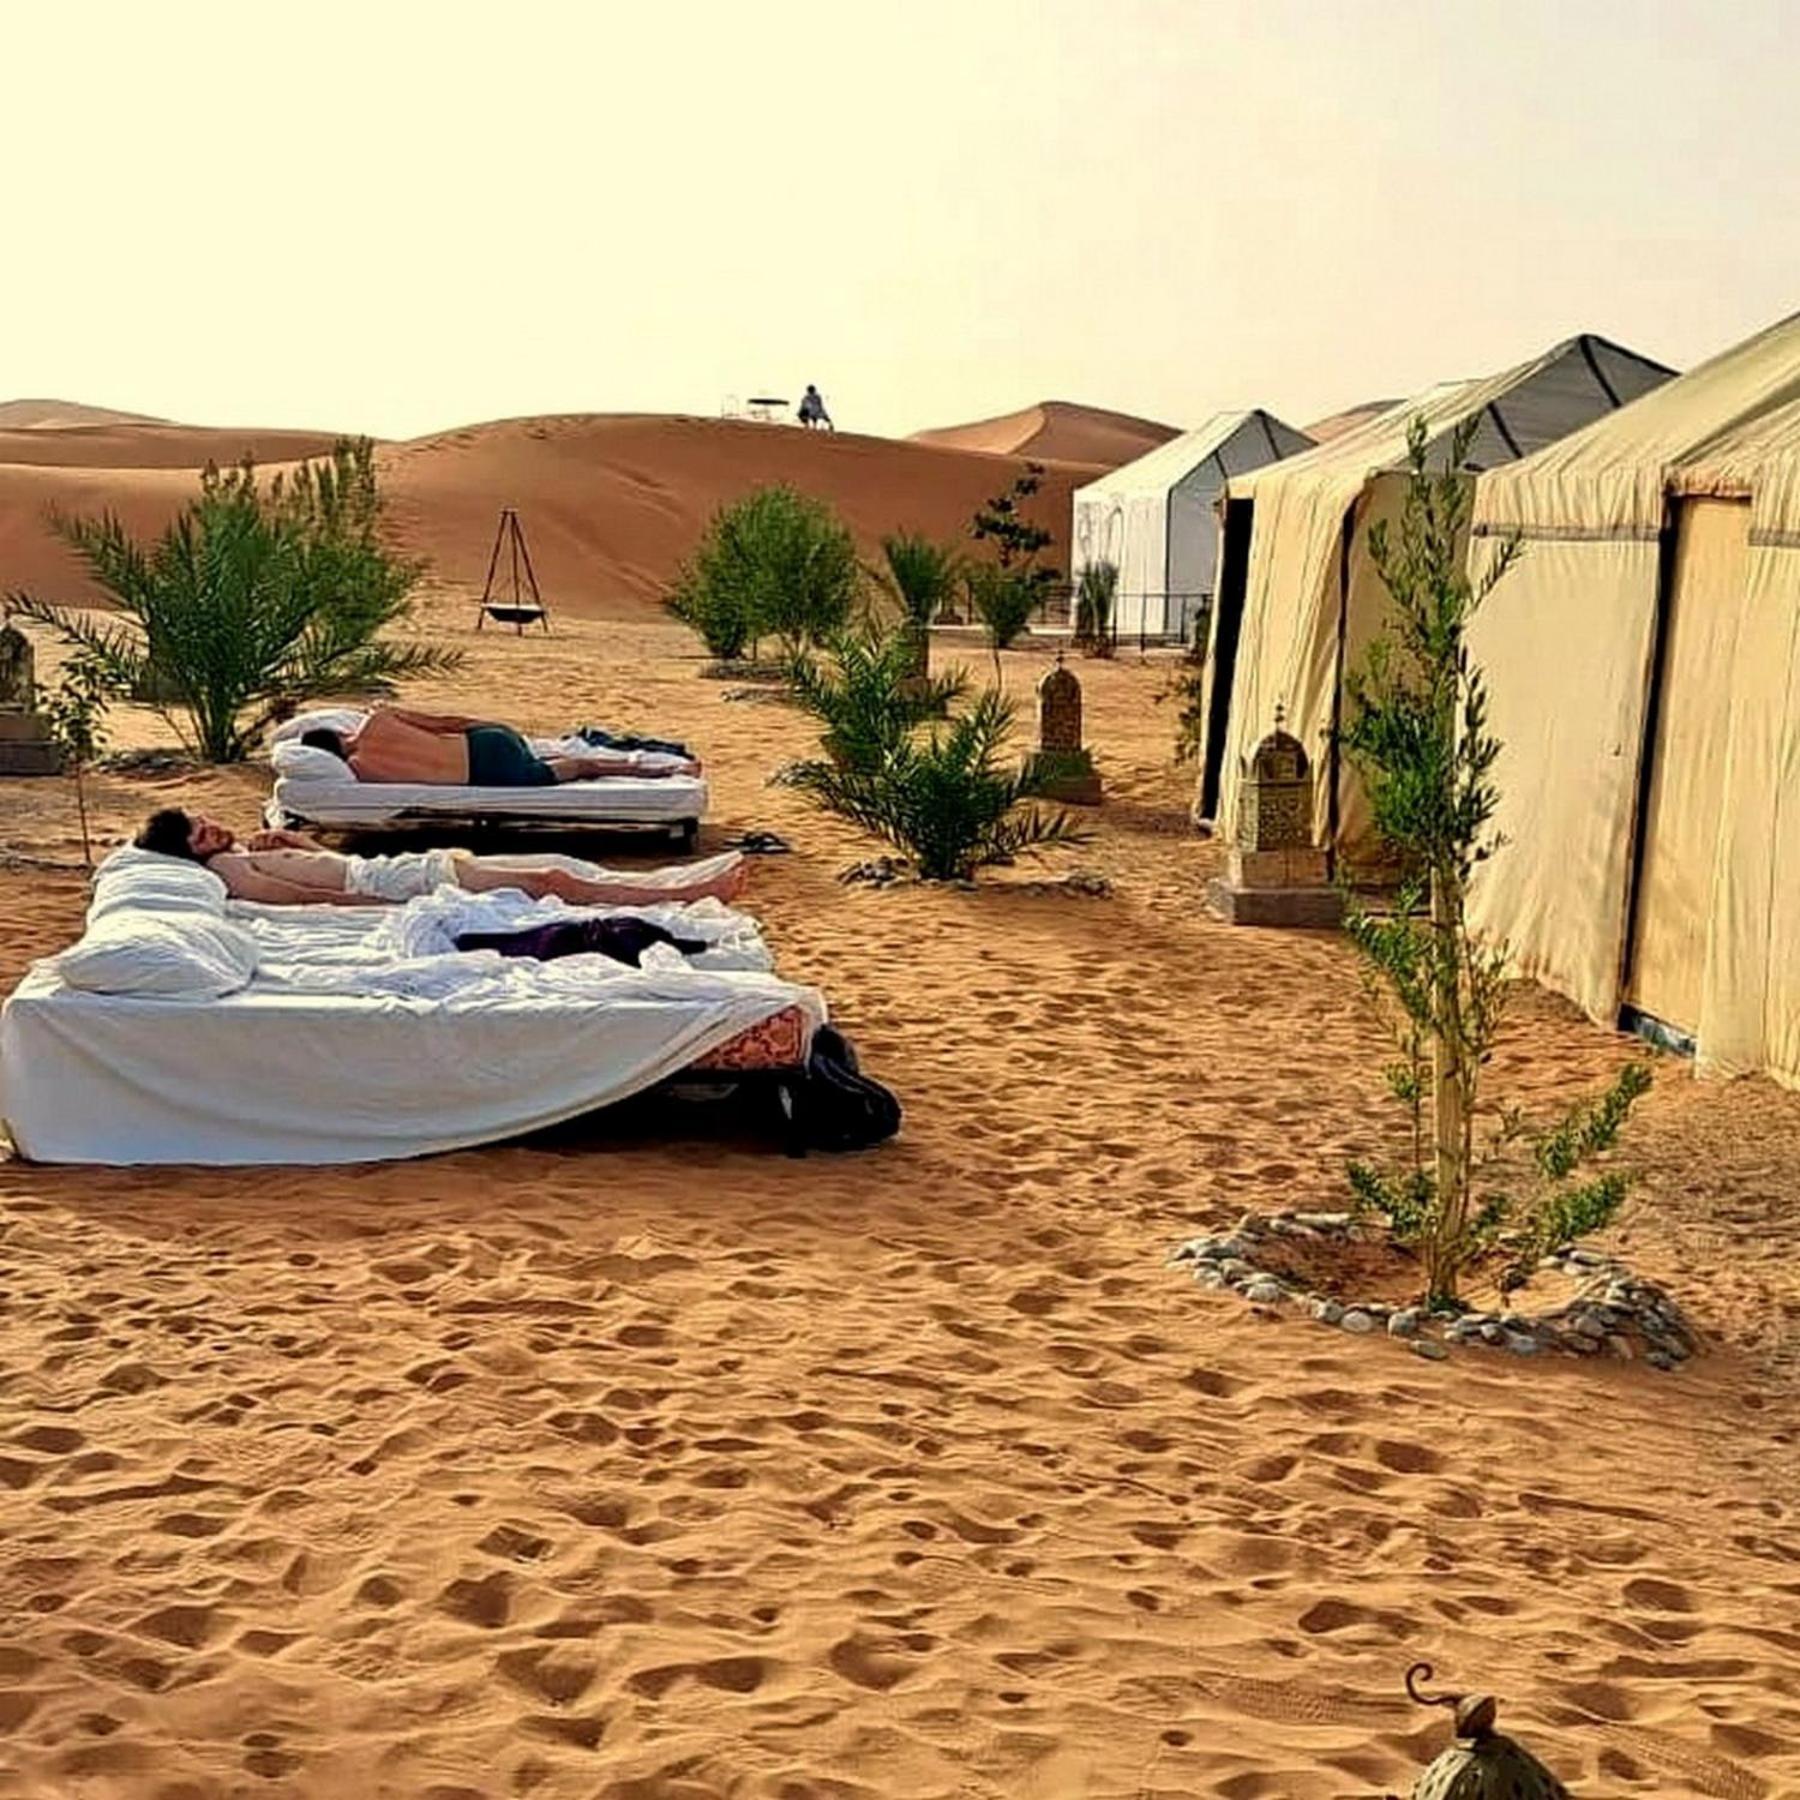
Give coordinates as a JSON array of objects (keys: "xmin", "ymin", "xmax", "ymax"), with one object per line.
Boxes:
[{"xmin": 728, "ymin": 831, "xmax": 793, "ymax": 855}]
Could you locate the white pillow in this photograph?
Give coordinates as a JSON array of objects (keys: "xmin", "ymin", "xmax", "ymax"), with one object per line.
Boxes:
[
  {"xmin": 56, "ymin": 912, "xmax": 260, "ymax": 999},
  {"xmin": 272, "ymin": 707, "xmax": 366, "ymax": 746},
  {"xmin": 89, "ymin": 848, "xmax": 228, "ymax": 923},
  {"xmin": 272, "ymin": 739, "xmax": 353, "ymax": 781}
]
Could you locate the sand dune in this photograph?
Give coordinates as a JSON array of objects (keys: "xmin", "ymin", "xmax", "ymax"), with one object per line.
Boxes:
[
  {"xmin": 909, "ymin": 400, "xmax": 1177, "ymax": 467},
  {"xmin": 0, "ymin": 398, "xmax": 173, "ymax": 430},
  {"xmin": 381, "ymin": 414, "xmax": 1097, "ymax": 620},
  {"xmin": 1, "ymin": 612, "xmax": 1798, "ymax": 1797},
  {"xmin": 0, "ymin": 423, "xmax": 350, "ymax": 472},
  {"xmin": 0, "ymin": 417, "xmax": 357, "ymax": 606},
  {"xmin": 2, "ymin": 413, "xmax": 1097, "ymax": 619},
  {"xmin": 1303, "ymin": 399, "xmax": 1401, "ymax": 444}
]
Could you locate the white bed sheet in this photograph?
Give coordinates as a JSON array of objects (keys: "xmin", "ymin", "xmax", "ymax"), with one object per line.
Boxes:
[
  {"xmin": 271, "ymin": 770, "xmax": 708, "ymax": 828},
  {"xmin": 1, "ymin": 893, "xmax": 823, "ymax": 1166}
]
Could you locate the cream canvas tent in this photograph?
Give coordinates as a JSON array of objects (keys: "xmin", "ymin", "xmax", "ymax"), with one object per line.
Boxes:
[
  {"xmin": 1467, "ymin": 310, "xmax": 1800, "ymax": 1088},
  {"xmin": 1194, "ymin": 335, "xmax": 1676, "ymax": 857},
  {"xmin": 1070, "ymin": 410, "xmax": 1312, "ymax": 645}
]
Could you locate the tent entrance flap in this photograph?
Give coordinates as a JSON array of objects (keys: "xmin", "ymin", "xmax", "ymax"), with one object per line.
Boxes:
[
  {"xmin": 1200, "ymin": 499, "xmax": 1256, "ymax": 820},
  {"xmin": 1622, "ymin": 498, "xmax": 1754, "ymax": 1036}
]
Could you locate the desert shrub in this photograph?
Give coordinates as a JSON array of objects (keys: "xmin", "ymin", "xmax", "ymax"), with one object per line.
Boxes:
[
  {"xmin": 964, "ymin": 563, "xmax": 1037, "ymax": 678},
  {"xmin": 779, "ymin": 622, "xmax": 1087, "ymax": 881},
  {"xmin": 1157, "ymin": 660, "xmax": 1208, "ymax": 766},
  {"xmin": 1074, "ymin": 559, "xmax": 1117, "ymax": 655},
  {"xmin": 878, "ymin": 532, "xmax": 961, "ymax": 629},
  {"xmin": 9, "ymin": 439, "xmax": 451, "ymax": 764},
  {"xmin": 785, "ymin": 620, "xmax": 965, "ymax": 775},
  {"xmin": 665, "ymin": 486, "xmax": 860, "ymax": 664},
  {"xmin": 971, "ymin": 462, "xmax": 1055, "ymax": 579},
  {"xmin": 36, "ymin": 647, "xmax": 111, "ymax": 867},
  {"xmin": 665, "ymin": 562, "xmax": 752, "ymax": 660},
  {"xmin": 1341, "ymin": 417, "xmax": 1651, "ymax": 1305}
]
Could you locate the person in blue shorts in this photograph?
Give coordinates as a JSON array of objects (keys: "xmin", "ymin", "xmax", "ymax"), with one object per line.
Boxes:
[{"xmin": 297, "ymin": 707, "xmax": 700, "ymax": 787}]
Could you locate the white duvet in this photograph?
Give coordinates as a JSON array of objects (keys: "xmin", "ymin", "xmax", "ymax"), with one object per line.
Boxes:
[{"xmin": 0, "ymin": 866, "xmax": 825, "ymax": 1167}]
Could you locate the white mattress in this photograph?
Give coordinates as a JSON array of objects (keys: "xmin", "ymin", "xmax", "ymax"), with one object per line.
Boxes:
[
  {"xmin": 1, "ymin": 890, "xmax": 823, "ymax": 1166},
  {"xmin": 271, "ymin": 771, "xmax": 708, "ymax": 828}
]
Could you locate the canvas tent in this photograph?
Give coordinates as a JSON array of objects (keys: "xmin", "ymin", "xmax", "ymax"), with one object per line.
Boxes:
[
  {"xmin": 1194, "ymin": 335, "xmax": 1676, "ymax": 860},
  {"xmin": 1466, "ymin": 310, "xmax": 1800, "ymax": 1088},
  {"xmin": 1070, "ymin": 410, "xmax": 1312, "ymax": 645}
]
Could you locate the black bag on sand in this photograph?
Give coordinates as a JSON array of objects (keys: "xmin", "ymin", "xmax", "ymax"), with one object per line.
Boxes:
[{"xmin": 779, "ymin": 1025, "xmax": 901, "ymax": 1153}]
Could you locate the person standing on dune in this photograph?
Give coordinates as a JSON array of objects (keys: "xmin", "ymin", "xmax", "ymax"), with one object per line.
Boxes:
[{"xmin": 798, "ymin": 385, "xmax": 834, "ymax": 432}]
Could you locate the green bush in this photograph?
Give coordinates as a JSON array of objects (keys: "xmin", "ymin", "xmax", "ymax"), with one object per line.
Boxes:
[
  {"xmin": 780, "ymin": 626, "xmax": 1088, "ymax": 882},
  {"xmin": 786, "ymin": 620, "xmax": 965, "ymax": 775},
  {"xmin": 1074, "ymin": 560, "xmax": 1117, "ymax": 655},
  {"xmin": 1341, "ymin": 417, "xmax": 1651, "ymax": 1304},
  {"xmin": 664, "ymin": 562, "xmax": 751, "ymax": 660},
  {"xmin": 35, "ymin": 647, "xmax": 111, "ymax": 867},
  {"xmin": 665, "ymin": 486, "xmax": 861, "ymax": 663},
  {"xmin": 878, "ymin": 532, "xmax": 961, "ymax": 628},
  {"xmin": 964, "ymin": 563, "xmax": 1037, "ymax": 677},
  {"xmin": 9, "ymin": 439, "xmax": 452, "ymax": 764}
]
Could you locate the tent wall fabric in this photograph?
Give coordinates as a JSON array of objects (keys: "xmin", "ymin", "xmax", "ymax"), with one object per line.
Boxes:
[
  {"xmin": 1467, "ymin": 311, "xmax": 1800, "ymax": 1088},
  {"xmin": 1202, "ymin": 336, "xmax": 1675, "ymax": 860},
  {"xmin": 1071, "ymin": 410, "xmax": 1312, "ymax": 642}
]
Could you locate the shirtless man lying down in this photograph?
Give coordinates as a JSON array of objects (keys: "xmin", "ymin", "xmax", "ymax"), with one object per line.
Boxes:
[
  {"xmin": 132, "ymin": 809, "xmax": 746, "ymax": 908},
  {"xmin": 298, "ymin": 707, "xmax": 701, "ymax": 785}
]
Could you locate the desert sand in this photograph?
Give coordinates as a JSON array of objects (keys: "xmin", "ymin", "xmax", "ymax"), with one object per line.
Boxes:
[
  {"xmin": 379, "ymin": 416, "xmax": 1103, "ymax": 618},
  {"xmin": 1, "ymin": 420, "xmax": 1798, "ymax": 1799},
  {"xmin": 1, "ymin": 413, "xmax": 1097, "ymax": 620},
  {"xmin": 0, "ymin": 401, "xmax": 176, "ymax": 431},
  {"xmin": 909, "ymin": 401, "xmax": 1176, "ymax": 468}
]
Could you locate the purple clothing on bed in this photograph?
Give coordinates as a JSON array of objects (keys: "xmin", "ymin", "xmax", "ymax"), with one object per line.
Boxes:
[{"xmin": 453, "ymin": 916, "xmax": 708, "ymax": 968}]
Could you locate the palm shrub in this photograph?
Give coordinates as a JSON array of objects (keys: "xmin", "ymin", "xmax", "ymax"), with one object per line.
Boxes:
[
  {"xmin": 1074, "ymin": 559, "xmax": 1118, "ymax": 656},
  {"xmin": 878, "ymin": 531, "xmax": 961, "ymax": 684},
  {"xmin": 665, "ymin": 486, "xmax": 860, "ymax": 664},
  {"xmin": 879, "ymin": 532, "xmax": 960, "ymax": 629},
  {"xmin": 9, "ymin": 440, "xmax": 454, "ymax": 763},
  {"xmin": 780, "ymin": 650, "xmax": 1089, "ymax": 881},
  {"xmin": 964, "ymin": 563, "xmax": 1037, "ymax": 681},
  {"xmin": 1341, "ymin": 416, "xmax": 1651, "ymax": 1306},
  {"xmin": 785, "ymin": 620, "xmax": 966, "ymax": 775}
]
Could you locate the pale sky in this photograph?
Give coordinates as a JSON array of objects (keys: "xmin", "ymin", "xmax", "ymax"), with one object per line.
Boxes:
[{"xmin": 9, "ymin": 0, "xmax": 1798, "ymax": 443}]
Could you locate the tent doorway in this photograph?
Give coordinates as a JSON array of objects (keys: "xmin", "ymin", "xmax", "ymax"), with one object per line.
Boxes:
[
  {"xmin": 1199, "ymin": 499, "xmax": 1256, "ymax": 820},
  {"xmin": 1622, "ymin": 497, "xmax": 1753, "ymax": 1040}
]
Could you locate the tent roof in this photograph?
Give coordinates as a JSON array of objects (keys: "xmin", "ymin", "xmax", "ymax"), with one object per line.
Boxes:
[
  {"xmin": 1074, "ymin": 409, "xmax": 1310, "ymax": 501},
  {"xmin": 1476, "ymin": 311, "xmax": 1800, "ymax": 535},
  {"xmin": 1226, "ymin": 333, "xmax": 1678, "ymax": 511}
]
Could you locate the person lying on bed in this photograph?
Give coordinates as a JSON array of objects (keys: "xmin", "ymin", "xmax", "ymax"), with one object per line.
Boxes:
[
  {"xmin": 132, "ymin": 810, "xmax": 746, "ymax": 908},
  {"xmin": 299, "ymin": 707, "xmax": 702, "ymax": 785}
]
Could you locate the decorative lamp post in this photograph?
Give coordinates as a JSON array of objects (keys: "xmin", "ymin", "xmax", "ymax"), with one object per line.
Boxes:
[{"xmin": 1404, "ymin": 1663, "xmax": 1573, "ymax": 1800}]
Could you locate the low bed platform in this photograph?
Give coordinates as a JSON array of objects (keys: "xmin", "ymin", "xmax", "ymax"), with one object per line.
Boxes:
[
  {"xmin": 268, "ymin": 710, "xmax": 707, "ymax": 845},
  {"xmin": 0, "ymin": 851, "xmax": 824, "ymax": 1166}
]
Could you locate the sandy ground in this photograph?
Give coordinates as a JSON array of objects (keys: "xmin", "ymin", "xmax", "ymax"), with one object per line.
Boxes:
[{"xmin": 2, "ymin": 604, "xmax": 1799, "ymax": 1798}]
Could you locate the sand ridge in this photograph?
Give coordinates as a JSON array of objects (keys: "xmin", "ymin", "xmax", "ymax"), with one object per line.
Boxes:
[
  {"xmin": 0, "ymin": 608, "xmax": 1797, "ymax": 1797},
  {"xmin": 0, "ymin": 400, "xmax": 175, "ymax": 431},
  {"xmin": 909, "ymin": 400, "xmax": 1177, "ymax": 467},
  {"xmin": 0, "ymin": 412, "xmax": 1102, "ymax": 621},
  {"xmin": 379, "ymin": 413, "xmax": 1104, "ymax": 620}
]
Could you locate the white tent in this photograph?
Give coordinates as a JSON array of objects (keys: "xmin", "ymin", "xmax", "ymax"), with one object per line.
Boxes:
[
  {"xmin": 1467, "ymin": 310, "xmax": 1800, "ymax": 1086},
  {"xmin": 1071, "ymin": 410, "xmax": 1312, "ymax": 644},
  {"xmin": 1195, "ymin": 336, "xmax": 1676, "ymax": 860}
]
